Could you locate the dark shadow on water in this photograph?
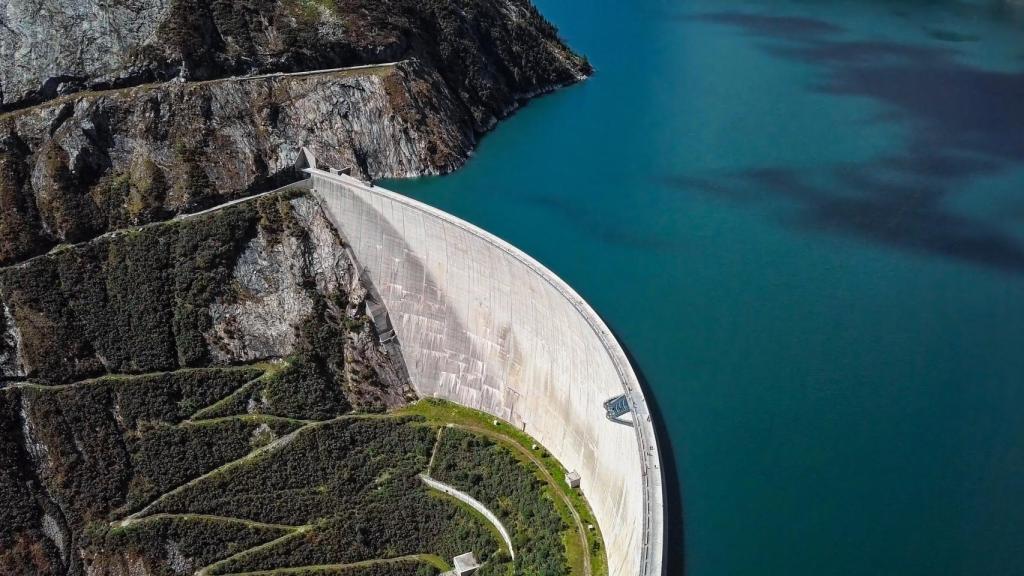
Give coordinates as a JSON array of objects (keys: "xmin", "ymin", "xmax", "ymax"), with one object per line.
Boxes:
[
  {"xmin": 668, "ymin": 165, "xmax": 1024, "ymax": 275},
  {"xmin": 668, "ymin": 10, "xmax": 1024, "ymax": 275},
  {"xmin": 523, "ymin": 192, "xmax": 675, "ymax": 252},
  {"xmin": 694, "ymin": 11, "xmax": 845, "ymax": 38},
  {"xmin": 923, "ymin": 27, "xmax": 980, "ymax": 43},
  {"xmin": 605, "ymin": 320, "xmax": 686, "ymax": 576}
]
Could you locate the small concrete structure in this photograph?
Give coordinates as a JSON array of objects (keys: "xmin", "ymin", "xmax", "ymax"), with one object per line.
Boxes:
[
  {"xmin": 453, "ymin": 552, "xmax": 480, "ymax": 576},
  {"xmin": 566, "ymin": 470, "xmax": 582, "ymax": 489},
  {"xmin": 293, "ymin": 146, "xmax": 317, "ymax": 172},
  {"xmin": 604, "ymin": 394, "xmax": 635, "ymax": 427}
]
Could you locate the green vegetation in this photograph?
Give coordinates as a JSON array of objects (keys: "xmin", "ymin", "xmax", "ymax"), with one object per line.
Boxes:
[
  {"xmin": 0, "ymin": 149, "xmax": 47, "ymax": 266},
  {"xmin": 226, "ymin": 558, "xmax": 441, "ymax": 576},
  {"xmin": 140, "ymin": 416, "xmax": 500, "ymax": 575},
  {"xmin": 257, "ymin": 359, "xmax": 351, "ymax": 420},
  {"xmin": 4, "ymin": 375, "xmax": 592, "ymax": 576},
  {"xmin": 19, "ymin": 383, "xmax": 134, "ymax": 526},
  {"xmin": 13, "ymin": 367, "xmax": 301, "ymax": 527},
  {"xmin": 193, "ymin": 359, "xmax": 351, "ymax": 421},
  {"xmin": 126, "ymin": 417, "xmax": 301, "ymax": 509},
  {"xmin": 401, "ymin": 399, "xmax": 608, "ymax": 576},
  {"xmin": 0, "ymin": 201, "xmax": 254, "ymax": 383},
  {"xmin": 0, "ymin": 184, "xmax": 595, "ymax": 574},
  {"xmin": 152, "ymin": 417, "xmax": 433, "ymax": 523},
  {"xmin": 88, "ymin": 159, "xmax": 170, "ymax": 229},
  {"xmin": 106, "ymin": 367, "xmax": 262, "ymax": 428},
  {"xmin": 433, "ymin": 428, "xmax": 568, "ymax": 576},
  {"xmin": 0, "ymin": 390, "xmax": 59, "ymax": 575},
  {"xmin": 86, "ymin": 515, "xmax": 291, "ymax": 576},
  {"xmin": 0, "ymin": 191, "xmax": 335, "ymax": 385}
]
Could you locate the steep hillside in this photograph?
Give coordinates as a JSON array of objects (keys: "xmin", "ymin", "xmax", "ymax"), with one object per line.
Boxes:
[
  {"xmin": 0, "ymin": 62, "xmax": 470, "ymax": 265},
  {"xmin": 0, "ymin": 191, "xmax": 408, "ymax": 397},
  {"xmin": 0, "ymin": 0, "xmax": 590, "ymax": 124},
  {"xmin": 0, "ymin": 190, "xmax": 420, "ymax": 574},
  {"xmin": 0, "ymin": 2, "xmax": 591, "ymax": 574},
  {"xmin": 0, "ymin": 0, "xmax": 589, "ymax": 266}
]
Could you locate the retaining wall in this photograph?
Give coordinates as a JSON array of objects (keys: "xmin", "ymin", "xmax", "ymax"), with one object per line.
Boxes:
[{"xmin": 310, "ymin": 169, "xmax": 664, "ymax": 576}]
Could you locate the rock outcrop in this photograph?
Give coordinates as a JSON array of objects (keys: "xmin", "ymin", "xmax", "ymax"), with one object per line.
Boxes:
[
  {"xmin": 0, "ymin": 61, "xmax": 475, "ymax": 265},
  {"xmin": 0, "ymin": 0, "xmax": 590, "ymax": 266},
  {"xmin": 0, "ymin": 0, "xmax": 589, "ymax": 122},
  {"xmin": 0, "ymin": 2, "xmax": 590, "ymax": 573},
  {"xmin": 0, "ymin": 302, "xmax": 26, "ymax": 378}
]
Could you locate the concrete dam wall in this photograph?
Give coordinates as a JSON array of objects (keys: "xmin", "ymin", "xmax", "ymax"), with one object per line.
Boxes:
[{"xmin": 310, "ymin": 169, "xmax": 665, "ymax": 576}]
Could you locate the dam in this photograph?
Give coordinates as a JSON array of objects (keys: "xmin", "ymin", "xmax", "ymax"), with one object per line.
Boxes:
[{"xmin": 307, "ymin": 164, "xmax": 666, "ymax": 576}]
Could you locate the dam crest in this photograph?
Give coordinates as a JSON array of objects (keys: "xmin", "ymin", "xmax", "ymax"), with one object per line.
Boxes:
[{"xmin": 307, "ymin": 165, "xmax": 665, "ymax": 576}]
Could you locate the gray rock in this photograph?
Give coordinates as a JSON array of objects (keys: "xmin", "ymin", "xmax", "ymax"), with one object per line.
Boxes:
[
  {"xmin": 205, "ymin": 228, "xmax": 313, "ymax": 363},
  {"xmin": 0, "ymin": 61, "xmax": 473, "ymax": 264},
  {"xmin": 0, "ymin": 0, "xmax": 171, "ymax": 108},
  {"xmin": 204, "ymin": 195, "xmax": 354, "ymax": 363},
  {"xmin": 0, "ymin": 300, "xmax": 27, "ymax": 377}
]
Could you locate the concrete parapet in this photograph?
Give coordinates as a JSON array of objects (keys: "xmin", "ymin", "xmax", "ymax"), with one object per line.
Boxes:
[{"xmin": 309, "ymin": 169, "xmax": 664, "ymax": 576}]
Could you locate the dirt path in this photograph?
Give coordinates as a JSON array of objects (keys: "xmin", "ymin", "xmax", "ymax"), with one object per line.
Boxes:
[
  {"xmin": 208, "ymin": 553, "xmax": 446, "ymax": 576},
  {"xmin": 426, "ymin": 426, "xmax": 444, "ymax": 475},
  {"xmin": 126, "ymin": 513, "xmax": 303, "ymax": 533},
  {"xmin": 115, "ymin": 414, "xmax": 371, "ymax": 526}
]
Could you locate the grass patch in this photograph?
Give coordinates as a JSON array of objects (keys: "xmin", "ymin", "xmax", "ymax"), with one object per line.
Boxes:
[{"xmin": 397, "ymin": 399, "xmax": 608, "ymax": 576}]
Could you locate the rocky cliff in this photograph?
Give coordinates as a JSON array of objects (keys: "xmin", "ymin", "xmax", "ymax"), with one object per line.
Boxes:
[
  {"xmin": 0, "ymin": 0, "xmax": 590, "ymax": 123},
  {"xmin": 0, "ymin": 0, "xmax": 590, "ymax": 266},
  {"xmin": 0, "ymin": 1, "xmax": 588, "ymax": 573},
  {"xmin": 0, "ymin": 61, "xmax": 473, "ymax": 265},
  {"xmin": 0, "ymin": 190, "xmax": 416, "ymax": 575}
]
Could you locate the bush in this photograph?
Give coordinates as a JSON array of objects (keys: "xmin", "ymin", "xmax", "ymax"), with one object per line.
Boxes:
[
  {"xmin": 170, "ymin": 205, "xmax": 257, "ymax": 366},
  {"xmin": 0, "ymin": 390, "xmax": 61, "ymax": 576},
  {"xmin": 126, "ymin": 418, "xmax": 300, "ymax": 510},
  {"xmin": 112, "ymin": 367, "xmax": 262, "ymax": 428},
  {"xmin": 0, "ymin": 202, "xmax": 256, "ymax": 383},
  {"xmin": 433, "ymin": 428, "xmax": 568, "ymax": 576},
  {"xmin": 239, "ymin": 560, "xmax": 439, "ymax": 576},
  {"xmin": 16, "ymin": 368, "xmax": 294, "ymax": 524},
  {"xmin": 153, "ymin": 417, "xmax": 434, "ymax": 523},
  {"xmin": 88, "ymin": 515, "xmax": 289, "ymax": 576},
  {"xmin": 200, "ymin": 360, "xmax": 350, "ymax": 422}
]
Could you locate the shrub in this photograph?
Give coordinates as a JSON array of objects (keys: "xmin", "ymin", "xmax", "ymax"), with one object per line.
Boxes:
[
  {"xmin": 0, "ymin": 202, "xmax": 256, "ymax": 383},
  {"xmin": 112, "ymin": 367, "xmax": 262, "ymax": 428},
  {"xmin": 88, "ymin": 515, "xmax": 289, "ymax": 576},
  {"xmin": 126, "ymin": 418, "xmax": 300, "ymax": 510},
  {"xmin": 198, "ymin": 359, "xmax": 350, "ymax": 422},
  {"xmin": 433, "ymin": 428, "xmax": 568, "ymax": 575}
]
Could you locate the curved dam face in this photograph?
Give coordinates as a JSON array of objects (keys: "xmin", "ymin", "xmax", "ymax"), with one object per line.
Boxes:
[{"xmin": 309, "ymin": 169, "xmax": 664, "ymax": 576}]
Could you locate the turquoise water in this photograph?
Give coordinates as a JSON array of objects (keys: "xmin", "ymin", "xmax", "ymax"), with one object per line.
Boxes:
[{"xmin": 386, "ymin": 2, "xmax": 1024, "ymax": 574}]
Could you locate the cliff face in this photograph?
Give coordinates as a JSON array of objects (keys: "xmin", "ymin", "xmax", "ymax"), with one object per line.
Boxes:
[
  {"xmin": 0, "ymin": 0, "xmax": 589, "ymax": 267},
  {"xmin": 0, "ymin": 61, "xmax": 473, "ymax": 265},
  {"xmin": 0, "ymin": 191, "xmax": 414, "ymax": 575},
  {"xmin": 0, "ymin": 0, "xmax": 589, "ymax": 124},
  {"xmin": 0, "ymin": 1, "xmax": 588, "ymax": 573}
]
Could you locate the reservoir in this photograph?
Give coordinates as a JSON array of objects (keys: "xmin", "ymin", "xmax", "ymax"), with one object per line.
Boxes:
[{"xmin": 385, "ymin": 1, "xmax": 1024, "ymax": 574}]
